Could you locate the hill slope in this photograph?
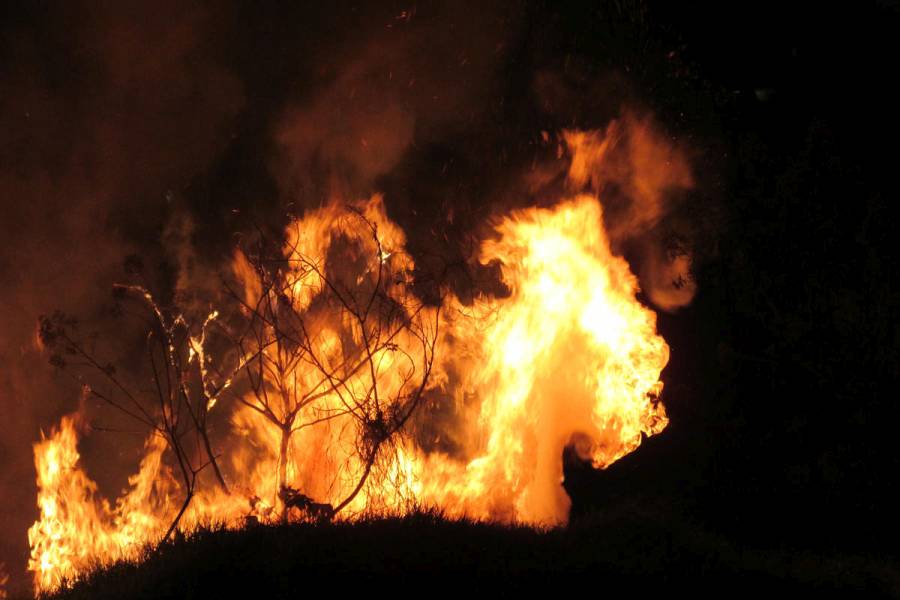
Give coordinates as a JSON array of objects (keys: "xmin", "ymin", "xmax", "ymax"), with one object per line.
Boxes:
[{"xmin": 39, "ymin": 508, "xmax": 900, "ymax": 599}]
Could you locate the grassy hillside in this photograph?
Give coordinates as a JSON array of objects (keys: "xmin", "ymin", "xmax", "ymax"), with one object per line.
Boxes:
[{"xmin": 38, "ymin": 507, "xmax": 899, "ymax": 599}]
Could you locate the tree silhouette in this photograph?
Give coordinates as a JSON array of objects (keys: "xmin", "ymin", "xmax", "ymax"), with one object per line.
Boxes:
[
  {"xmin": 38, "ymin": 284, "xmax": 231, "ymax": 543},
  {"xmin": 39, "ymin": 201, "xmax": 441, "ymax": 532},
  {"xmin": 222, "ymin": 204, "xmax": 441, "ymax": 521}
]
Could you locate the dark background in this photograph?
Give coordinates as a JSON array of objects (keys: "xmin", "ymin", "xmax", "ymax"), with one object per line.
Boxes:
[{"xmin": 2, "ymin": 1, "xmax": 898, "ymax": 595}]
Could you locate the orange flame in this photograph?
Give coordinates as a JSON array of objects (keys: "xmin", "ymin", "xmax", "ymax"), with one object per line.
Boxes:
[{"xmin": 28, "ymin": 119, "xmax": 684, "ymax": 593}]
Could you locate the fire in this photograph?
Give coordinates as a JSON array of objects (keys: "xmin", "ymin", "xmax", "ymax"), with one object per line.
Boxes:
[
  {"xmin": 27, "ymin": 411, "xmax": 176, "ymax": 591},
  {"xmin": 412, "ymin": 194, "xmax": 669, "ymax": 524},
  {"xmin": 27, "ymin": 119, "xmax": 684, "ymax": 593}
]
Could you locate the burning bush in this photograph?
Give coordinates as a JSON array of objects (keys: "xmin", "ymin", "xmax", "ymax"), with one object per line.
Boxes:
[{"xmin": 29, "ymin": 118, "xmax": 688, "ymax": 593}]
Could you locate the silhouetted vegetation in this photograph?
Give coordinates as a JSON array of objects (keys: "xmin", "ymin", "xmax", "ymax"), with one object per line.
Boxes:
[
  {"xmin": 556, "ymin": 0, "xmax": 900, "ymax": 571},
  {"xmin": 35, "ymin": 507, "xmax": 899, "ymax": 599}
]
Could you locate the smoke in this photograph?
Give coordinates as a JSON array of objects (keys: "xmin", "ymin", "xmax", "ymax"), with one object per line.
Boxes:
[
  {"xmin": 270, "ymin": 2, "xmax": 519, "ymax": 209},
  {"xmin": 0, "ymin": 2, "xmax": 242, "ymax": 592},
  {"xmin": 563, "ymin": 113, "xmax": 698, "ymax": 312}
]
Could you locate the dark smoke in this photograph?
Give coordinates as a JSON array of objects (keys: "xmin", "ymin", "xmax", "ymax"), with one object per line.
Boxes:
[{"xmin": 0, "ymin": 2, "xmax": 242, "ymax": 592}]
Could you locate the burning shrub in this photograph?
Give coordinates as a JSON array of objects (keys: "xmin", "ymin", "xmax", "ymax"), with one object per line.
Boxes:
[{"xmin": 28, "ymin": 118, "xmax": 686, "ymax": 594}]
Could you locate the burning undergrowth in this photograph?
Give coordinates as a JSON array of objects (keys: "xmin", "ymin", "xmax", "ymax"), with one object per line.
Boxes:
[{"xmin": 27, "ymin": 115, "xmax": 695, "ymax": 594}]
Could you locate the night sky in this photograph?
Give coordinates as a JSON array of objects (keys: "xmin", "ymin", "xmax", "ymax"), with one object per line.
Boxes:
[{"xmin": 1, "ymin": 1, "xmax": 898, "ymax": 595}]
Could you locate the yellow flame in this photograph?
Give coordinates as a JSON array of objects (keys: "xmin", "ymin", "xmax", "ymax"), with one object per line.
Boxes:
[
  {"xmin": 401, "ymin": 194, "xmax": 668, "ymax": 525},
  {"xmin": 27, "ymin": 415, "xmax": 175, "ymax": 591}
]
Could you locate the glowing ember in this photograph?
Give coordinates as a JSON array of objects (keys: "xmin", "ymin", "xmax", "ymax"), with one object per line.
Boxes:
[{"xmin": 28, "ymin": 120, "xmax": 684, "ymax": 593}]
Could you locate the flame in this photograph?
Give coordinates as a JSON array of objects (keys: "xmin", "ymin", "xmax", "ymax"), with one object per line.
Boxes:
[
  {"xmin": 411, "ymin": 194, "xmax": 669, "ymax": 524},
  {"xmin": 28, "ymin": 120, "xmax": 681, "ymax": 593},
  {"xmin": 27, "ymin": 414, "xmax": 176, "ymax": 591}
]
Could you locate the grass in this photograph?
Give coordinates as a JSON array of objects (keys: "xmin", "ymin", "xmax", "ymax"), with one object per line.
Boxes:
[{"xmin": 34, "ymin": 505, "xmax": 900, "ymax": 599}]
